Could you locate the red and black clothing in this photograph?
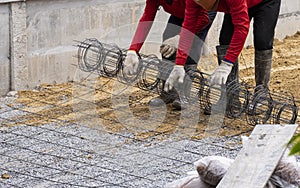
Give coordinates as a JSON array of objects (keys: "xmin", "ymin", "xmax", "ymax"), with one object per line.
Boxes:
[
  {"xmin": 175, "ymin": 0, "xmax": 265, "ymax": 66},
  {"xmin": 129, "ymin": 0, "xmax": 216, "ymax": 66},
  {"xmin": 219, "ymin": 0, "xmax": 281, "ymax": 51},
  {"xmin": 129, "ymin": 0, "xmax": 187, "ymax": 53}
]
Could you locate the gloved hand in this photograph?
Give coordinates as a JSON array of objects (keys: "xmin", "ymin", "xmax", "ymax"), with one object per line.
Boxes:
[
  {"xmin": 160, "ymin": 35, "xmax": 180, "ymax": 58},
  {"xmin": 123, "ymin": 50, "xmax": 139, "ymax": 75},
  {"xmin": 210, "ymin": 60, "xmax": 233, "ymax": 85},
  {"xmin": 164, "ymin": 65, "xmax": 185, "ymax": 92}
]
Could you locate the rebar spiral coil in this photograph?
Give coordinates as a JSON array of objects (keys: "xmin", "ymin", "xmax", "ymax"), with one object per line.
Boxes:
[
  {"xmin": 225, "ymin": 81, "xmax": 250, "ymax": 118},
  {"xmin": 269, "ymin": 91, "xmax": 298, "ymax": 124},
  {"xmin": 77, "ymin": 38, "xmax": 104, "ymax": 72},
  {"xmin": 76, "ymin": 39, "xmax": 298, "ymax": 125},
  {"xmin": 77, "ymin": 38, "xmax": 123, "ymax": 77},
  {"xmin": 246, "ymin": 86, "xmax": 273, "ymax": 125}
]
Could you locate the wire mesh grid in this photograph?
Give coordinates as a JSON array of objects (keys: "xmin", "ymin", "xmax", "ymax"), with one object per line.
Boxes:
[
  {"xmin": 0, "ymin": 38, "xmax": 299, "ymax": 187},
  {"xmin": 76, "ymin": 38, "xmax": 299, "ymax": 126},
  {"xmin": 0, "ymin": 82, "xmax": 245, "ymax": 187}
]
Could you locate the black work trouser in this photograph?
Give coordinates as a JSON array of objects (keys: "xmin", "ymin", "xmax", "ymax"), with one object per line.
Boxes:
[
  {"xmin": 162, "ymin": 12, "xmax": 217, "ymax": 65},
  {"xmin": 219, "ymin": 0, "xmax": 281, "ymax": 51}
]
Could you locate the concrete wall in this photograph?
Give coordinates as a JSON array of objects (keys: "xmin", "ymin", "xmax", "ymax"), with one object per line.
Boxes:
[
  {"xmin": 0, "ymin": 4, "xmax": 10, "ymax": 96},
  {"xmin": 0, "ymin": 0, "xmax": 299, "ymax": 96},
  {"xmin": 25, "ymin": 0, "xmax": 148, "ymax": 89}
]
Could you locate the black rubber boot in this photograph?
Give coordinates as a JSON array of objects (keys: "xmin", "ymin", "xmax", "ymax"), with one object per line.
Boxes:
[
  {"xmin": 172, "ymin": 64, "xmax": 198, "ymax": 110},
  {"xmin": 248, "ymin": 49, "xmax": 273, "ymax": 116},
  {"xmin": 149, "ymin": 86, "xmax": 178, "ymax": 107},
  {"xmin": 204, "ymin": 45, "xmax": 239, "ymax": 115},
  {"xmin": 149, "ymin": 54, "xmax": 178, "ymax": 107},
  {"xmin": 254, "ymin": 49, "xmax": 272, "ymax": 92}
]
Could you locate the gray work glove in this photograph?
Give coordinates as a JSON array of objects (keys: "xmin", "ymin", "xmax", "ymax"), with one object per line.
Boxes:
[
  {"xmin": 160, "ymin": 35, "xmax": 180, "ymax": 58},
  {"xmin": 123, "ymin": 50, "xmax": 139, "ymax": 75},
  {"xmin": 210, "ymin": 60, "xmax": 233, "ymax": 85},
  {"xmin": 164, "ymin": 65, "xmax": 185, "ymax": 92}
]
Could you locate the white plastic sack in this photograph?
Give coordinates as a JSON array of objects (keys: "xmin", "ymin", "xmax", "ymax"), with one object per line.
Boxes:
[
  {"xmin": 274, "ymin": 150, "xmax": 300, "ymax": 186},
  {"xmin": 194, "ymin": 155, "xmax": 279, "ymax": 188},
  {"xmin": 269, "ymin": 175, "xmax": 298, "ymax": 188},
  {"xmin": 194, "ymin": 156, "xmax": 234, "ymax": 186},
  {"xmin": 165, "ymin": 173, "xmax": 214, "ymax": 188},
  {"xmin": 264, "ymin": 180, "xmax": 277, "ymax": 188}
]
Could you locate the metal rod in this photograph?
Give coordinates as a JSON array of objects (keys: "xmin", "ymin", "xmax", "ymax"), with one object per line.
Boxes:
[{"xmin": 76, "ymin": 39, "xmax": 299, "ymax": 125}]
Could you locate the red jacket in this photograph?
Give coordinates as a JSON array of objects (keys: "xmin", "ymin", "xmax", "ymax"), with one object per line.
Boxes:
[
  {"xmin": 129, "ymin": 0, "xmax": 203, "ymax": 53},
  {"xmin": 176, "ymin": 0, "xmax": 263, "ymax": 66}
]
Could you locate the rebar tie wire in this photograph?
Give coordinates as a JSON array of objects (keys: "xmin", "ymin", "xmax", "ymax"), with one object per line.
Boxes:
[{"xmin": 76, "ymin": 38, "xmax": 298, "ymax": 126}]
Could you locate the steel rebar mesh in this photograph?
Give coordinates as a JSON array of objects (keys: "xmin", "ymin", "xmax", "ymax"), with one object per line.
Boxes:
[
  {"xmin": 225, "ymin": 81, "xmax": 250, "ymax": 118},
  {"xmin": 100, "ymin": 43, "xmax": 123, "ymax": 77},
  {"xmin": 77, "ymin": 38, "xmax": 124, "ymax": 77},
  {"xmin": 269, "ymin": 91, "xmax": 298, "ymax": 124},
  {"xmin": 76, "ymin": 38, "xmax": 298, "ymax": 125},
  {"xmin": 246, "ymin": 86, "xmax": 273, "ymax": 125},
  {"xmin": 137, "ymin": 55, "xmax": 163, "ymax": 92},
  {"xmin": 77, "ymin": 38, "xmax": 104, "ymax": 72},
  {"xmin": 0, "ymin": 38, "xmax": 298, "ymax": 187},
  {"xmin": 0, "ymin": 74, "xmax": 246, "ymax": 187}
]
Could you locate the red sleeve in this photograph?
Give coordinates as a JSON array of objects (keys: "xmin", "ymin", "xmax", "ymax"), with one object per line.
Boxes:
[
  {"xmin": 224, "ymin": 0, "xmax": 250, "ymax": 63},
  {"xmin": 175, "ymin": 0, "xmax": 209, "ymax": 66},
  {"xmin": 129, "ymin": 0, "xmax": 159, "ymax": 53}
]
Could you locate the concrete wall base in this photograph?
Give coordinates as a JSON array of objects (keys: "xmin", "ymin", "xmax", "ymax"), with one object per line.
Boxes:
[{"xmin": 0, "ymin": 0, "xmax": 299, "ymax": 96}]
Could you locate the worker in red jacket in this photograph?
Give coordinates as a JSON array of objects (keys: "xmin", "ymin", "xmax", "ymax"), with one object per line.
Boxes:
[
  {"xmin": 164, "ymin": 0, "xmax": 280, "ymax": 98},
  {"xmin": 123, "ymin": 0, "xmax": 216, "ymax": 109}
]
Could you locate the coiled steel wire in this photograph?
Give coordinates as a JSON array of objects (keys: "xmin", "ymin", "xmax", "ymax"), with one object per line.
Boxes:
[{"xmin": 76, "ymin": 39, "xmax": 298, "ymax": 125}]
